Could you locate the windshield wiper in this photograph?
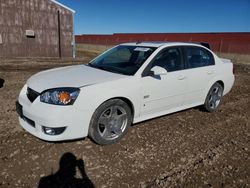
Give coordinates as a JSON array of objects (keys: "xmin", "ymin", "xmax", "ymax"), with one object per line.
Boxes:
[
  {"xmin": 88, "ymin": 63, "xmax": 97, "ymax": 68},
  {"xmin": 88, "ymin": 63, "xmax": 106, "ymax": 71},
  {"xmin": 88, "ymin": 64, "xmax": 107, "ymax": 71},
  {"xmin": 88, "ymin": 64, "xmax": 127, "ymax": 75}
]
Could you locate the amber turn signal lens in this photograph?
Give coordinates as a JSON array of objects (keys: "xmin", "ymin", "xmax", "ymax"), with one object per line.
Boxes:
[{"xmin": 59, "ymin": 91, "xmax": 71, "ymax": 104}]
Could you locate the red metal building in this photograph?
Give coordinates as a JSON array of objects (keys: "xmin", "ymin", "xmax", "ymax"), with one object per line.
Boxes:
[{"xmin": 76, "ymin": 33, "xmax": 250, "ymax": 54}]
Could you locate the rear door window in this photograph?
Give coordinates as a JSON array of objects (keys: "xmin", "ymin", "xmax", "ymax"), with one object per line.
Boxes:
[{"xmin": 185, "ymin": 46, "xmax": 215, "ymax": 69}]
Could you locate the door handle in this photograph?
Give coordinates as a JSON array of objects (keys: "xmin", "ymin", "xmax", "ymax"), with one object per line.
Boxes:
[
  {"xmin": 207, "ymin": 70, "xmax": 214, "ymax": 75},
  {"xmin": 177, "ymin": 75, "xmax": 186, "ymax": 80}
]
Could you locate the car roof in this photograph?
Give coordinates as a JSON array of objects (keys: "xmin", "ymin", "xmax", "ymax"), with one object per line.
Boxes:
[{"xmin": 120, "ymin": 42, "xmax": 208, "ymax": 49}]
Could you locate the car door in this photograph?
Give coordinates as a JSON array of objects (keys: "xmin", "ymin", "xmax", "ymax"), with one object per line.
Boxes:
[
  {"xmin": 140, "ymin": 47, "xmax": 188, "ymax": 116},
  {"xmin": 182, "ymin": 46, "xmax": 216, "ymax": 106}
]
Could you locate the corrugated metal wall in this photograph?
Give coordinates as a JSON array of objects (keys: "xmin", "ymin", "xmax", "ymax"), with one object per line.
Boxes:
[
  {"xmin": 0, "ymin": 0, "xmax": 74, "ymax": 58},
  {"xmin": 76, "ymin": 33, "xmax": 250, "ymax": 54}
]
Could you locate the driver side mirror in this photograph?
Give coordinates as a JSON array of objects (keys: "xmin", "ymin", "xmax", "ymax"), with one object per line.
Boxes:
[{"xmin": 150, "ymin": 66, "xmax": 168, "ymax": 76}]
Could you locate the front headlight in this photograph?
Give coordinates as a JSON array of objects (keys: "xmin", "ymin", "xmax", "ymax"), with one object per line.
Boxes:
[{"xmin": 40, "ymin": 88, "xmax": 80, "ymax": 105}]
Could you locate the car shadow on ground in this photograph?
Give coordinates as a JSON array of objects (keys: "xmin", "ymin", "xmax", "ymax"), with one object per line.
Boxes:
[
  {"xmin": 0, "ymin": 78, "xmax": 5, "ymax": 88},
  {"xmin": 38, "ymin": 152, "xmax": 95, "ymax": 188}
]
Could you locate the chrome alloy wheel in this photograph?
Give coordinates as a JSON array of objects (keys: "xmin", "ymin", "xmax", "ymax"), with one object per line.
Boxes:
[
  {"xmin": 208, "ymin": 85, "xmax": 223, "ymax": 110},
  {"xmin": 97, "ymin": 106, "xmax": 128, "ymax": 140}
]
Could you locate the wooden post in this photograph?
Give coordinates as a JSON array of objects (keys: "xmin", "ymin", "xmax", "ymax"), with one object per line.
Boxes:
[
  {"xmin": 57, "ymin": 10, "xmax": 62, "ymax": 58},
  {"xmin": 228, "ymin": 42, "xmax": 231, "ymax": 54},
  {"xmin": 219, "ymin": 39, "xmax": 223, "ymax": 54}
]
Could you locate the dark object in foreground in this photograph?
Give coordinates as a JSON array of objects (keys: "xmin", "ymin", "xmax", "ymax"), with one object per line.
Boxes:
[
  {"xmin": 38, "ymin": 152, "xmax": 95, "ymax": 188},
  {"xmin": 0, "ymin": 78, "xmax": 4, "ymax": 88}
]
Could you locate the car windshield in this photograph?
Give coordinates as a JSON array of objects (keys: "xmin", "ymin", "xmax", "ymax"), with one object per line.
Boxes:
[{"xmin": 88, "ymin": 45, "xmax": 156, "ymax": 75}]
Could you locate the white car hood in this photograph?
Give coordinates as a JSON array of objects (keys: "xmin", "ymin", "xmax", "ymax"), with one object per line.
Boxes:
[{"xmin": 27, "ymin": 65, "xmax": 126, "ymax": 93}]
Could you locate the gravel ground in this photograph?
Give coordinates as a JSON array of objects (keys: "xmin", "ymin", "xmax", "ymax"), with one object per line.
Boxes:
[{"xmin": 0, "ymin": 58, "xmax": 249, "ymax": 188}]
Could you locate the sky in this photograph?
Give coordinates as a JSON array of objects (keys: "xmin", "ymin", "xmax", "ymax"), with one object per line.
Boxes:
[{"xmin": 57, "ymin": 0, "xmax": 250, "ymax": 35}]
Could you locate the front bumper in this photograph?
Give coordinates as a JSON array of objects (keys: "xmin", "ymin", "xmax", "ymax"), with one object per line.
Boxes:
[{"xmin": 17, "ymin": 85, "xmax": 93, "ymax": 141}]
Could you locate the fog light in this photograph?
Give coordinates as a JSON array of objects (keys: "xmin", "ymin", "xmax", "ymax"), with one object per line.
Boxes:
[{"xmin": 42, "ymin": 126, "xmax": 66, "ymax": 135}]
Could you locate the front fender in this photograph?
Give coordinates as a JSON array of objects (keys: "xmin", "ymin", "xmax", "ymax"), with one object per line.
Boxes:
[{"xmin": 75, "ymin": 79, "xmax": 141, "ymax": 125}]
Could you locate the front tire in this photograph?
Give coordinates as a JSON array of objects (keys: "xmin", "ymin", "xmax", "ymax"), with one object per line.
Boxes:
[
  {"xmin": 88, "ymin": 99, "xmax": 132, "ymax": 145},
  {"xmin": 203, "ymin": 82, "xmax": 224, "ymax": 112}
]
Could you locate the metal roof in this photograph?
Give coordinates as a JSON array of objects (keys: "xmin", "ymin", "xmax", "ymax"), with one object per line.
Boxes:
[{"xmin": 50, "ymin": 0, "xmax": 75, "ymax": 13}]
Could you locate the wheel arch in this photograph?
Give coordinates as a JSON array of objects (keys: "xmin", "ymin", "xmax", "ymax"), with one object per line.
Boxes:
[
  {"xmin": 202, "ymin": 80, "xmax": 224, "ymax": 112},
  {"xmin": 203, "ymin": 79, "xmax": 225, "ymax": 102},
  {"xmin": 102, "ymin": 97, "xmax": 135, "ymax": 119},
  {"xmin": 88, "ymin": 96, "xmax": 135, "ymax": 145},
  {"xmin": 216, "ymin": 80, "xmax": 224, "ymax": 89}
]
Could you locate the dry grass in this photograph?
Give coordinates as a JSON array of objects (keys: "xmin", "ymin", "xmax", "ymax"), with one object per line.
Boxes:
[
  {"xmin": 76, "ymin": 43, "xmax": 112, "ymax": 53},
  {"xmin": 76, "ymin": 44, "xmax": 108, "ymax": 62},
  {"xmin": 217, "ymin": 52, "xmax": 250, "ymax": 65}
]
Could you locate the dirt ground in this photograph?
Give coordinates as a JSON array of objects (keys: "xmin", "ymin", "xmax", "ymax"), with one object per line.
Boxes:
[{"xmin": 0, "ymin": 53, "xmax": 249, "ymax": 187}]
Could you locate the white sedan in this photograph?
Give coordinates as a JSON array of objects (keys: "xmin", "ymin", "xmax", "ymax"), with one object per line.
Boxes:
[{"xmin": 16, "ymin": 42, "xmax": 235, "ymax": 145}]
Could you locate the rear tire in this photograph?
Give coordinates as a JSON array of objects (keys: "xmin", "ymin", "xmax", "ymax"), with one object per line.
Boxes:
[
  {"xmin": 88, "ymin": 99, "xmax": 132, "ymax": 145},
  {"xmin": 203, "ymin": 82, "xmax": 224, "ymax": 112}
]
